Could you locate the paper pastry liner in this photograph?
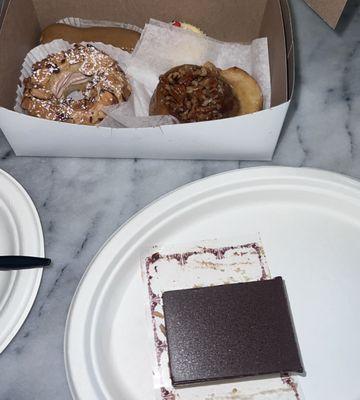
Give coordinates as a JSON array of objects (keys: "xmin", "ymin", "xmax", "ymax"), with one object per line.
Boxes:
[
  {"xmin": 58, "ymin": 16, "xmax": 143, "ymax": 34},
  {"xmin": 141, "ymin": 236, "xmax": 304, "ymax": 400}
]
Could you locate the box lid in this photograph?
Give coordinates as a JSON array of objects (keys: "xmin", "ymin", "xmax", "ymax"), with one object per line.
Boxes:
[{"xmin": 304, "ymin": 0, "xmax": 348, "ymax": 28}]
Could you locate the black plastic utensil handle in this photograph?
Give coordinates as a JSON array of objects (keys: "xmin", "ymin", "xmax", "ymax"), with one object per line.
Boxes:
[{"xmin": 0, "ymin": 256, "xmax": 51, "ymax": 270}]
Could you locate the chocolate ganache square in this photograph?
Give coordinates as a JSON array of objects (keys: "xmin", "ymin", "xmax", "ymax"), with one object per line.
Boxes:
[{"xmin": 162, "ymin": 277, "xmax": 303, "ymax": 386}]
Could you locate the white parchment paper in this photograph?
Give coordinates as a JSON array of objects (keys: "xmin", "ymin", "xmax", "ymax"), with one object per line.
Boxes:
[{"xmin": 127, "ymin": 19, "xmax": 271, "ymax": 104}]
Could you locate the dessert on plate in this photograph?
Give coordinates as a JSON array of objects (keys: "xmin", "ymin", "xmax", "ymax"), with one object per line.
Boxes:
[
  {"xmin": 163, "ymin": 277, "xmax": 303, "ymax": 386},
  {"xmin": 142, "ymin": 241, "xmax": 303, "ymax": 399}
]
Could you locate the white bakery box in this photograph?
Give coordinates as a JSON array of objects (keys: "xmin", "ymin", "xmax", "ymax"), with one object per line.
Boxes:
[{"xmin": 0, "ymin": 0, "xmax": 347, "ymax": 160}]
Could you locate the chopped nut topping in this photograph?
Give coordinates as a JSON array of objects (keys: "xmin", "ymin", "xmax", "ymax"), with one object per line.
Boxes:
[{"xmin": 152, "ymin": 63, "xmax": 239, "ymax": 123}]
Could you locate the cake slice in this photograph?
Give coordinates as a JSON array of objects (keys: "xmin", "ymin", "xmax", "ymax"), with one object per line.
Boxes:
[{"xmin": 163, "ymin": 277, "xmax": 303, "ymax": 386}]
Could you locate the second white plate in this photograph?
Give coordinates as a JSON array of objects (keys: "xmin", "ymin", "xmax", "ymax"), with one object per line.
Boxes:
[
  {"xmin": 65, "ymin": 167, "xmax": 360, "ymax": 400},
  {"xmin": 0, "ymin": 168, "xmax": 44, "ymax": 353}
]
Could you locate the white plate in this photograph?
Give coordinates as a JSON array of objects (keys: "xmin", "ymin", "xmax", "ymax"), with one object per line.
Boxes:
[
  {"xmin": 0, "ymin": 169, "xmax": 44, "ymax": 353},
  {"xmin": 65, "ymin": 167, "xmax": 360, "ymax": 400}
]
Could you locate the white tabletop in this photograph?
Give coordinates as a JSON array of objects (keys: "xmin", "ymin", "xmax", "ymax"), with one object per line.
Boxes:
[{"xmin": 0, "ymin": 0, "xmax": 359, "ymax": 398}]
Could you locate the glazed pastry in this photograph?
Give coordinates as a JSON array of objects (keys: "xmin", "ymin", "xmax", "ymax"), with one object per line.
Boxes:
[
  {"xmin": 149, "ymin": 62, "xmax": 262, "ymax": 123},
  {"xmin": 40, "ymin": 24, "xmax": 141, "ymax": 52},
  {"xmin": 21, "ymin": 44, "xmax": 131, "ymax": 125}
]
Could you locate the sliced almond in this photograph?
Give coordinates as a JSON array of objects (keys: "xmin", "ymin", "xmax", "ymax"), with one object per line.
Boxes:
[
  {"xmin": 153, "ymin": 311, "xmax": 164, "ymax": 318},
  {"xmin": 21, "ymin": 96, "xmax": 32, "ymax": 110},
  {"xmin": 30, "ymin": 88, "xmax": 52, "ymax": 100},
  {"xmin": 160, "ymin": 324, "xmax": 166, "ymax": 335}
]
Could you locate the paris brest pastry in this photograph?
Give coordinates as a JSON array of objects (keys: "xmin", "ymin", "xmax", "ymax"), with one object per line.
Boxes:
[
  {"xmin": 149, "ymin": 62, "xmax": 263, "ymax": 123},
  {"xmin": 40, "ymin": 24, "xmax": 141, "ymax": 52},
  {"xmin": 21, "ymin": 44, "xmax": 131, "ymax": 125}
]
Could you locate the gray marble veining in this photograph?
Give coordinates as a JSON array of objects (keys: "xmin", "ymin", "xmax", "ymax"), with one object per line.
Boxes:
[{"xmin": 0, "ymin": 0, "xmax": 359, "ymax": 399}]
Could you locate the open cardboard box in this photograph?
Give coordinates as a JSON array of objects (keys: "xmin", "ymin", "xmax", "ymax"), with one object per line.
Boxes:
[{"xmin": 0, "ymin": 0, "xmax": 347, "ymax": 160}]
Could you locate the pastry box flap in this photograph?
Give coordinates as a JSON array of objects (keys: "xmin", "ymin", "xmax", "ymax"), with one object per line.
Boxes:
[
  {"xmin": 279, "ymin": 0, "xmax": 294, "ymax": 99},
  {"xmin": 0, "ymin": 0, "xmax": 40, "ymax": 109},
  {"xmin": 304, "ymin": 0, "xmax": 348, "ymax": 28}
]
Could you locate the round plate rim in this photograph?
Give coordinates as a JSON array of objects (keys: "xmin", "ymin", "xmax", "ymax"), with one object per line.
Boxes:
[
  {"xmin": 64, "ymin": 166, "xmax": 360, "ymax": 400},
  {"xmin": 0, "ymin": 168, "xmax": 44, "ymax": 353}
]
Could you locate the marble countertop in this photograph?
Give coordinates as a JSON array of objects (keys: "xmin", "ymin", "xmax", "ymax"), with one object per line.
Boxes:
[{"xmin": 0, "ymin": 0, "xmax": 359, "ymax": 399}]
